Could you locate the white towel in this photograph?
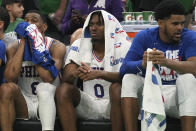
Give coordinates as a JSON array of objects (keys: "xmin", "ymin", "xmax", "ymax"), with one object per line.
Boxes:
[
  {"xmin": 78, "ymin": 10, "xmax": 131, "ymax": 72},
  {"xmin": 26, "ymin": 24, "xmax": 46, "ymax": 53},
  {"xmin": 141, "ymin": 48, "xmax": 166, "ymax": 131}
]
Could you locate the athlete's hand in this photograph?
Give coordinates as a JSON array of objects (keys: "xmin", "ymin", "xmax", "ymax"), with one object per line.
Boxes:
[
  {"xmin": 79, "ymin": 69, "xmax": 102, "ymax": 81},
  {"xmin": 148, "ymin": 48, "xmax": 167, "ymax": 66},
  {"xmin": 77, "ymin": 62, "xmax": 101, "ymax": 81},
  {"xmin": 71, "ymin": 10, "xmax": 85, "ymax": 26},
  {"xmin": 77, "ymin": 62, "xmax": 91, "ymax": 80},
  {"xmin": 53, "ymin": 9, "xmax": 64, "ymax": 24},
  {"xmin": 78, "ymin": 62, "xmax": 91, "ymax": 73},
  {"xmin": 142, "ymin": 51, "xmax": 147, "ymax": 69}
]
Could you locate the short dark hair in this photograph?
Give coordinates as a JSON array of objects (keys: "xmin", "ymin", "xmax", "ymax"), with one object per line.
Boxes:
[
  {"xmin": 1, "ymin": 0, "xmax": 23, "ymax": 8},
  {"xmin": 26, "ymin": 10, "xmax": 47, "ymax": 24},
  {"xmin": 154, "ymin": 0, "xmax": 186, "ymax": 21},
  {"xmin": 0, "ymin": 7, "xmax": 10, "ymax": 31}
]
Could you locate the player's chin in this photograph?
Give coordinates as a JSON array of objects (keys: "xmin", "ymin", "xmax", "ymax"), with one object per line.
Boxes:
[
  {"xmin": 171, "ymin": 38, "xmax": 180, "ymax": 44},
  {"xmin": 91, "ymin": 37, "xmax": 99, "ymax": 41},
  {"xmin": 17, "ymin": 13, "xmax": 23, "ymax": 18}
]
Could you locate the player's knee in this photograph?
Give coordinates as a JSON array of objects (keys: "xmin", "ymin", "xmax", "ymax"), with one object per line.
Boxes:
[
  {"xmin": 37, "ymin": 83, "xmax": 56, "ymax": 100},
  {"xmin": 121, "ymin": 74, "xmax": 142, "ymax": 98},
  {"xmin": 55, "ymin": 82, "xmax": 74, "ymax": 102},
  {"xmin": 109, "ymin": 83, "xmax": 121, "ymax": 103},
  {"xmin": 177, "ymin": 74, "xmax": 196, "ymax": 116},
  {"xmin": 0, "ymin": 82, "xmax": 18, "ymax": 100},
  {"xmin": 176, "ymin": 73, "xmax": 195, "ymax": 86},
  {"xmin": 176, "ymin": 73, "xmax": 196, "ymax": 104}
]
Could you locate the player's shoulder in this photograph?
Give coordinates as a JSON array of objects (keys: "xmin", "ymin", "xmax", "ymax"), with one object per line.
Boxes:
[
  {"xmin": 182, "ymin": 28, "xmax": 196, "ymax": 40},
  {"xmin": 46, "ymin": 36, "xmax": 66, "ymax": 53},
  {"xmin": 69, "ymin": 38, "xmax": 81, "ymax": 52}
]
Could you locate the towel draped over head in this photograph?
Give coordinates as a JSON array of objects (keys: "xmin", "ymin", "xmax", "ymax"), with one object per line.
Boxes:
[{"xmin": 75, "ymin": 10, "xmax": 131, "ymax": 72}]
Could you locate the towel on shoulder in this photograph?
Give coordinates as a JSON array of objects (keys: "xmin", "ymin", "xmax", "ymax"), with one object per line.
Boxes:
[{"xmin": 67, "ymin": 10, "xmax": 131, "ymax": 72}]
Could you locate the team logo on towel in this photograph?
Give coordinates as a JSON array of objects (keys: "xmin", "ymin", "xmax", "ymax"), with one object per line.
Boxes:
[
  {"xmin": 26, "ymin": 24, "xmax": 45, "ymax": 53},
  {"xmin": 108, "ymin": 15, "xmax": 115, "ymax": 21},
  {"xmin": 114, "ymin": 42, "xmax": 121, "ymax": 48},
  {"xmin": 110, "ymin": 33, "xmax": 115, "ymax": 38},
  {"xmin": 43, "ymin": 57, "xmax": 48, "ymax": 62},
  {"xmin": 115, "ymin": 28, "xmax": 124, "ymax": 34}
]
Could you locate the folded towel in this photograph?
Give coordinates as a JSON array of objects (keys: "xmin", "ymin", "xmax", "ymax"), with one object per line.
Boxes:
[{"xmin": 141, "ymin": 48, "xmax": 166, "ymax": 131}]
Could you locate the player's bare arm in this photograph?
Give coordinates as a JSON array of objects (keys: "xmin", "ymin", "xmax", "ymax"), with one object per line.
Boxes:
[
  {"xmin": 147, "ymin": 48, "xmax": 196, "ymax": 76},
  {"xmin": 164, "ymin": 56, "xmax": 196, "ymax": 76},
  {"xmin": 36, "ymin": 40, "xmax": 66, "ymax": 83},
  {"xmin": 4, "ymin": 38, "xmax": 25, "ymax": 82},
  {"xmin": 62, "ymin": 61, "xmax": 79, "ymax": 84}
]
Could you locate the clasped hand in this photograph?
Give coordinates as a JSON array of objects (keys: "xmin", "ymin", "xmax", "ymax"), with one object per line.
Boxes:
[
  {"xmin": 142, "ymin": 48, "xmax": 167, "ymax": 68},
  {"xmin": 76, "ymin": 62, "xmax": 101, "ymax": 81}
]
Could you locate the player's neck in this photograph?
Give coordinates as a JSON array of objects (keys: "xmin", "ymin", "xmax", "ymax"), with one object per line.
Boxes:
[
  {"xmin": 92, "ymin": 47, "xmax": 105, "ymax": 60},
  {"xmin": 93, "ymin": 41, "xmax": 105, "ymax": 54},
  {"xmin": 9, "ymin": 13, "xmax": 16, "ymax": 23},
  {"xmin": 0, "ymin": 32, "xmax": 4, "ymax": 40}
]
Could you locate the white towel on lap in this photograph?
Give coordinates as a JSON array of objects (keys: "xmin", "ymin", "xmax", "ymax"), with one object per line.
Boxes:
[{"xmin": 141, "ymin": 48, "xmax": 166, "ymax": 131}]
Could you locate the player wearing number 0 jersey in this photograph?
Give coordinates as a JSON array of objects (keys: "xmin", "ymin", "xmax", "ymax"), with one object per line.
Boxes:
[
  {"xmin": 83, "ymin": 50, "xmax": 111, "ymax": 99},
  {"xmin": 56, "ymin": 10, "xmax": 131, "ymax": 131},
  {"xmin": 64, "ymin": 41, "xmax": 112, "ymax": 119}
]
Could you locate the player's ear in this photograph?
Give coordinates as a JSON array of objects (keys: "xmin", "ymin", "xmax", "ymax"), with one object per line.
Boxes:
[
  {"xmin": 6, "ymin": 4, "xmax": 12, "ymax": 11},
  {"xmin": 42, "ymin": 23, "xmax": 47, "ymax": 33},
  {"xmin": 157, "ymin": 19, "xmax": 165, "ymax": 29},
  {"xmin": 0, "ymin": 21, "xmax": 4, "ymax": 31}
]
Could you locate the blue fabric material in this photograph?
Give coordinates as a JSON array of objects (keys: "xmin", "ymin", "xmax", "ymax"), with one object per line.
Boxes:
[
  {"xmin": 15, "ymin": 22, "xmax": 58, "ymax": 78},
  {"xmin": 120, "ymin": 27, "xmax": 196, "ymax": 85},
  {"xmin": 0, "ymin": 40, "xmax": 6, "ymax": 63},
  {"xmin": 32, "ymin": 49, "xmax": 58, "ymax": 78},
  {"xmin": 23, "ymin": 39, "xmax": 32, "ymax": 61},
  {"xmin": 15, "ymin": 22, "xmax": 32, "ymax": 61},
  {"xmin": 61, "ymin": 0, "xmax": 123, "ymax": 34},
  {"xmin": 0, "ymin": 40, "xmax": 6, "ymax": 85},
  {"xmin": 15, "ymin": 22, "xmax": 30, "ymax": 38}
]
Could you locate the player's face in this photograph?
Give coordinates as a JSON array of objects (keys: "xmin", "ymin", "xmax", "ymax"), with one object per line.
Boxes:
[
  {"xmin": 159, "ymin": 14, "xmax": 185, "ymax": 44},
  {"xmin": 89, "ymin": 15, "xmax": 104, "ymax": 41},
  {"xmin": 24, "ymin": 12, "xmax": 47, "ymax": 34},
  {"xmin": 8, "ymin": 3, "xmax": 24, "ymax": 18}
]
